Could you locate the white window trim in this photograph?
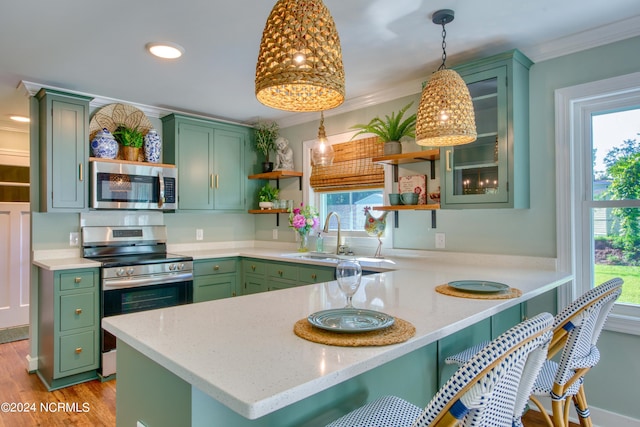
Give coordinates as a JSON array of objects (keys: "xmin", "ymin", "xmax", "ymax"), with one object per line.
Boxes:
[
  {"xmin": 302, "ymin": 131, "xmax": 393, "ymax": 250},
  {"xmin": 555, "ymin": 71, "xmax": 640, "ymax": 335}
]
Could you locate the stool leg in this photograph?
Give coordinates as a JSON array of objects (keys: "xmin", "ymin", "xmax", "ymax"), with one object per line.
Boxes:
[
  {"xmin": 572, "ymin": 386, "xmax": 592, "ymax": 427},
  {"xmin": 551, "ymin": 399, "xmax": 567, "ymax": 427}
]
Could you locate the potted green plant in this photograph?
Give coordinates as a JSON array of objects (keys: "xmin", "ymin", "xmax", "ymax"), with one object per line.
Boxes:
[
  {"xmin": 258, "ymin": 183, "xmax": 280, "ymax": 209},
  {"xmin": 113, "ymin": 125, "xmax": 144, "ymax": 161},
  {"xmin": 350, "ymin": 102, "xmax": 417, "ymax": 155},
  {"xmin": 254, "ymin": 121, "xmax": 279, "ymax": 172}
]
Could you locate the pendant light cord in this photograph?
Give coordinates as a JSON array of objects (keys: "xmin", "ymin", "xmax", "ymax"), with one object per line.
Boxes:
[{"xmin": 438, "ymin": 23, "xmax": 447, "ymax": 70}]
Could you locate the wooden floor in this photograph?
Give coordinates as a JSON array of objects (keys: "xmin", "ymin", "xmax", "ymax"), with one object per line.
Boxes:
[{"xmin": 0, "ymin": 339, "xmax": 577, "ymax": 427}]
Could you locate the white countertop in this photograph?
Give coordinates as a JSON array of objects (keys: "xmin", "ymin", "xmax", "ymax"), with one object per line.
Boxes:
[{"xmin": 101, "ymin": 248, "xmax": 572, "ymax": 420}]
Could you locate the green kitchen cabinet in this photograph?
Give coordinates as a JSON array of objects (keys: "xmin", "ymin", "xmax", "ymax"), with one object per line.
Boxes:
[
  {"xmin": 162, "ymin": 114, "xmax": 251, "ymax": 211},
  {"xmin": 298, "ymin": 264, "xmax": 335, "ymax": 284},
  {"xmin": 440, "ymin": 49, "xmax": 532, "ymax": 209},
  {"xmin": 36, "ymin": 88, "xmax": 92, "ymax": 212},
  {"xmin": 267, "ymin": 262, "xmax": 299, "ymax": 290},
  {"xmin": 242, "ymin": 258, "xmax": 268, "ymax": 295},
  {"xmin": 37, "ymin": 268, "xmax": 100, "ymax": 390},
  {"xmin": 193, "ymin": 258, "xmax": 239, "ymax": 302}
]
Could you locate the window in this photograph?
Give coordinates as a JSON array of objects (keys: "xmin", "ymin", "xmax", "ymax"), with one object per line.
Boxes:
[
  {"xmin": 303, "ymin": 131, "xmax": 388, "ymax": 246},
  {"xmin": 556, "ymin": 72, "xmax": 640, "ymax": 335},
  {"xmin": 0, "ymin": 164, "xmax": 29, "ymax": 202}
]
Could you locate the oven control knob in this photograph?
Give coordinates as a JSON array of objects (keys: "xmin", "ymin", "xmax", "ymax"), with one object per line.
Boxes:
[
  {"xmin": 117, "ymin": 268, "xmax": 126, "ymax": 277},
  {"xmin": 127, "ymin": 268, "xmax": 134, "ymax": 276},
  {"xmin": 169, "ymin": 264, "xmax": 176, "ymax": 271},
  {"xmin": 179, "ymin": 263, "xmax": 185, "ymax": 270}
]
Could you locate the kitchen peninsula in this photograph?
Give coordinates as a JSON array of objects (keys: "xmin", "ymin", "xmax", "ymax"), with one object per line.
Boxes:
[{"xmin": 102, "ymin": 251, "xmax": 571, "ymax": 427}]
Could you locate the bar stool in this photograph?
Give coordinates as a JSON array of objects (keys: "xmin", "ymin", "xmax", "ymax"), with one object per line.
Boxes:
[
  {"xmin": 324, "ymin": 312, "xmax": 554, "ymax": 427},
  {"xmin": 445, "ymin": 278, "xmax": 623, "ymax": 427}
]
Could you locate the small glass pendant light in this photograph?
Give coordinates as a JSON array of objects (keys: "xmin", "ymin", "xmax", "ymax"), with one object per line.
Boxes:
[{"xmin": 311, "ymin": 112, "xmax": 334, "ymax": 166}]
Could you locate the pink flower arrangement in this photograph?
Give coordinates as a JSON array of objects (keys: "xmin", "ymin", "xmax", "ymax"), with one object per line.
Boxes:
[{"xmin": 288, "ymin": 203, "xmax": 319, "ymax": 236}]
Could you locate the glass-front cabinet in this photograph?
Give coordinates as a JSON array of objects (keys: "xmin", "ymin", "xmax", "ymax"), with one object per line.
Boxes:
[{"xmin": 440, "ymin": 50, "xmax": 532, "ymax": 209}]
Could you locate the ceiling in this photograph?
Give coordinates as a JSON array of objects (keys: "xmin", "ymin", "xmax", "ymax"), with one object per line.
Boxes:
[{"xmin": 1, "ymin": 0, "xmax": 640, "ymax": 133}]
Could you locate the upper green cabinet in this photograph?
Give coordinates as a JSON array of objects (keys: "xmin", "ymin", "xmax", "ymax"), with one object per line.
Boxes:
[
  {"xmin": 162, "ymin": 114, "xmax": 251, "ymax": 211},
  {"xmin": 440, "ymin": 50, "xmax": 532, "ymax": 209},
  {"xmin": 36, "ymin": 88, "xmax": 92, "ymax": 212}
]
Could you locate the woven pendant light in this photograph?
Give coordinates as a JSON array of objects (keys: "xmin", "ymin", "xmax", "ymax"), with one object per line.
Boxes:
[
  {"xmin": 255, "ymin": 0, "xmax": 345, "ymax": 112},
  {"xmin": 416, "ymin": 10, "xmax": 476, "ymax": 147}
]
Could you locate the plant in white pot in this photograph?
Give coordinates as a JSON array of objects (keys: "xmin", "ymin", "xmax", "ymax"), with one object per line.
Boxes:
[
  {"xmin": 258, "ymin": 183, "xmax": 279, "ymax": 209},
  {"xmin": 254, "ymin": 121, "xmax": 279, "ymax": 172},
  {"xmin": 350, "ymin": 102, "xmax": 417, "ymax": 155}
]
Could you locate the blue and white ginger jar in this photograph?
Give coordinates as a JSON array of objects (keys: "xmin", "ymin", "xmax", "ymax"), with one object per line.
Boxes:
[
  {"xmin": 144, "ymin": 128, "xmax": 162, "ymax": 163},
  {"xmin": 91, "ymin": 128, "xmax": 118, "ymax": 159}
]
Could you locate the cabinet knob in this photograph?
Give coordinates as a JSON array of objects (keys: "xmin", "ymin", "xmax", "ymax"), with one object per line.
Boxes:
[
  {"xmin": 75, "ymin": 347, "xmax": 83, "ymax": 354},
  {"xmin": 232, "ymin": 292, "xmax": 236, "ymax": 297},
  {"xmin": 311, "ymin": 274, "xmax": 317, "ymax": 280},
  {"xmin": 251, "ymin": 265, "xmax": 256, "ymax": 271},
  {"xmin": 213, "ymin": 265, "xmax": 220, "ymax": 271},
  {"xmin": 75, "ymin": 308, "xmax": 82, "ymax": 315},
  {"xmin": 74, "ymin": 277, "xmax": 82, "ymax": 283},
  {"xmin": 278, "ymin": 270, "xmax": 283, "ymax": 276}
]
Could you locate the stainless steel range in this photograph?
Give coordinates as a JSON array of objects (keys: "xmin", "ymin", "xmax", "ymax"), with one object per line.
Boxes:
[{"xmin": 82, "ymin": 225, "xmax": 193, "ymax": 378}]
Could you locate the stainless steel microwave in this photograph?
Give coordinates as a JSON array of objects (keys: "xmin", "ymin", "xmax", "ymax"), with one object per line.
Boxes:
[{"xmin": 90, "ymin": 160, "xmax": 177, "ymax": 210}]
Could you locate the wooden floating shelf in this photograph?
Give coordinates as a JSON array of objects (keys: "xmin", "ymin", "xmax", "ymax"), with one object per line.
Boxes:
[
  {"xmin": 373, "ymin": 204, "xmax": 439, "ymax": 211},
  {"xmin": 89, "ymin": 157, "xmax": 176, "ymax": 168},
  {"xmin": 247, "ymin": 209, "xmax": 288, "ymax": 214},
  {"xmin": 372, "ymin": 149, "xmax": 440, "ymax": 165},
  {"xmin": 248, "ymin": 170, "xmax": 302, "ymax": 180}
]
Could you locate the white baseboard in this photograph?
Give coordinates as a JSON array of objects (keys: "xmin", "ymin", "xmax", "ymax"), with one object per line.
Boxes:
[
  {"xmin": 26, "ymin": 354, "xmax": 38, "ymax": 373},
  {"xmin": 529, "ymin": 402, "xmax": 640, "ymax": 427}
]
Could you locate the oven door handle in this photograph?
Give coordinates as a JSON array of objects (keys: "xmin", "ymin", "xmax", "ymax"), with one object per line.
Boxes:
[
  {"xmin": 158, "ymin": 171, "xmax": 165, "ymax": 208},
  {"xmin": 103, "ymin": 272, "xmax": 193, "ymax": 290}
]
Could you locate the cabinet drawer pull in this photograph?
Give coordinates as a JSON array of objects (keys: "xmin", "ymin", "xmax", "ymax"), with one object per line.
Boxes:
[
  {"xmin": 79, "ymin": 163, "xmax": 83, "ymax": 182},
  {"xmin": 74, "ymin": 277, "xmax": 82, "ymax": 283},
  {"xmin": 278, "ymin": 270, "xmax": 283, "ymax": 276},
  {"xmin": 251, "ymin": 265, "xmax": 256, "ymax": 271},
  {"xmin": 75, "ymin": 347, "xmax": 83, "ymax": 354},
  {"xmin": 210, "ymin": 174, "xmax": 214, "ymax": 188},
  {"xmin": 446, "ymin": 149, "xmax": 452, "ymax": 172},
  {"xmin": 213, "ymin": 265, "xmax": 220, "ymax": 271},
  {"xmin": 311, "ymin": 274, "xmax": 317, "ymax": 279},
  {"xmin": 75, "ymin": 308, "xmax": 82, "ymax": 315},
  {"xmin": 215, "ymin": 174, "xmax": 219, "ymax": 189}
]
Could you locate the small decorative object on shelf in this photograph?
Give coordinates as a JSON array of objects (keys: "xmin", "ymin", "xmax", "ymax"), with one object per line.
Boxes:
[
  {"xmin": 363, "ymin": 206, "xmax": 388, "ymax": 257},
  {"xmin": 350, "ymin": 102, "xmax": 417, "ymax": 155},
  {"xmin": 258, "ymin": 183, "xmax": 279, "ymax": 209},
  {"xmin": 254, "ymin": 121, "xmax": 279, "ymax": 173},
  {"xmin": 398, "ymin": 175, "xmax": 426, "ymax": 204},
  {"xmin": 90, "ymin": 128, "xmax": 118, "ymax": 159},
  {"xmin": 113, "ymin": 126, "xmax": 144, "ymax": 161},
  {"xmin": 143, "ymin": 128, "xmax": 162, "ymax": 163},
  {"xmin": 288, "ymin": 203, "xmax": 319, "ymax": 252},
  {"xmin": 273, "ymin": 136, "xmax": 294, "ymax": 171}
]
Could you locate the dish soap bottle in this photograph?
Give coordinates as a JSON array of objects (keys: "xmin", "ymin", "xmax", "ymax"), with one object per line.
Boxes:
[{"xmin": 316, "ymin": 232, "xmax": 324, "ymax": 252}]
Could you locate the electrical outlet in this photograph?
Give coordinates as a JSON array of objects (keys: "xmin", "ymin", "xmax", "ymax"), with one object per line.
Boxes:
[
  {"xmin": 69, "ymin": 232, "xmax": 79, "ymax": 247},
  {"xmin": 435, "ymin": 232, "xmax": 445, "ymax": 249},
  {"xmin": 272, "ymin": 228, "xmax": 278, "ymax": 240},
  {"xmin": 196, "ymin": 229, "xmax": 204, "ymax": 241}
]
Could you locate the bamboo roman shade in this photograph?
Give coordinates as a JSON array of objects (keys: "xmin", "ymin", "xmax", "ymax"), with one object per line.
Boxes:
[{"xmin": 310, "ymin": 136, "xmax": 384, "ymax": 192}]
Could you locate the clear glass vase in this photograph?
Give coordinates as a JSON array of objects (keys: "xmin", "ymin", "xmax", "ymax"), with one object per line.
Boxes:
[{"xmin": 297, "ymin": 232, "xmax": 309, "ymax": 252}]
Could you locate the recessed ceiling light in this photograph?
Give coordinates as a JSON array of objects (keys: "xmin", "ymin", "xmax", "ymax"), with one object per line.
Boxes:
[
  {"xmin": 146, "ymin": 42, "xmax": 184, "ymax": 59},
  {"xmin": 9, "ymin": 115, "xmax": 30, "ymax": 123}
]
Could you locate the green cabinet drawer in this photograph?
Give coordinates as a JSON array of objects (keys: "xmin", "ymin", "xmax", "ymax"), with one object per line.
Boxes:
[
  {"xmin": 59, "ymin": 330, "xmax": 97, "ymax": 373},
  {"xmin": 60, "ymin": 270, "xmax": 95, "ymax": 291},
  {"xmin": 299, "ymin": 265, "xmax": 334, "ymax": 284},
  {"xmin": 243, "ymin": 273, "xmax": 267, "ymax": 295},
  {"xmin": 195, "ymin": 259, "xmax": 237, "ymax": 276},
  {"xmin": 242, "ymin": 259, "xmax": 266, "ymax": 275},
  {"xmin": 267, "ymin": 263, "xmax": 298, "ymax": 281},
  {"xmin": 269, "ymin": 279, "xmax": 298, "ymax": 291},
  {"xmin": 60, "ymin": 292, "xmax": 95, "ymax": 331}
]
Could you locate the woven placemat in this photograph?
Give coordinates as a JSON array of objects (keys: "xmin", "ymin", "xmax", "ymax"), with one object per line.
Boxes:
[
  {"xmin": 435, "ymin": 284, "xmax": 522, "ymax": 299},
  {"xmin": 294, "ymin": 317, "xmax": 415, "ymax": 347}
]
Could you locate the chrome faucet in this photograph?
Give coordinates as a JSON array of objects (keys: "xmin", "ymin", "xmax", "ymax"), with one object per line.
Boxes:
[{"xmin": 322, "ymin": 211, "xmax": 342, "ymax": 254}]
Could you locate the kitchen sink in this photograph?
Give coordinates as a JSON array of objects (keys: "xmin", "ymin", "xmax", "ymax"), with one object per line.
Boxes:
[{"xmin": 281, "ymin": 252, "xmax": 396, "ymax": 267}]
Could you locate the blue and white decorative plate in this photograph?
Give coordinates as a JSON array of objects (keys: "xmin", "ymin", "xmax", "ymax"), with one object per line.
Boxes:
[
  {"xmin": 448, "ymin": 280, "xmax": 510, "ymax": 293},
  {"xmin": 308, "ymin": 308, "xmax": 395, "ymax": 333}
]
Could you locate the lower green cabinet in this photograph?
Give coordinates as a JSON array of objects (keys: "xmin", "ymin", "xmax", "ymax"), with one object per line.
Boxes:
[
  {"xmin": 242, "ymin": 259, "xmax": 268, "ymax": 295},
  {"xmin": 37, "ymin": 268, "xmax": 100, "ymax": 390},
  {"xmin": 241, "ymin": 258, "xmax": 336, "ymax": 294},
  {"xmin": 193, "ymin": 258, "xmax": 239, "ymax": 303}
]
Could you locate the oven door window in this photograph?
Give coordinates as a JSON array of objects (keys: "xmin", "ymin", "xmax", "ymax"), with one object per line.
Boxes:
[{"xmin": 102, "ymin": 281, "xmax": 193, "ymax": 318}]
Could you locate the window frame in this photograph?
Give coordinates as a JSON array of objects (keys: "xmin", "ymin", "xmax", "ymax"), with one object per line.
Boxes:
[
  {"xmin": 555, "ymin": 71, "xmax": 640, "ymax": 335},
  {"xmin": 302, "ymin": 131, "xmax": 393, "ymax": 250}
]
